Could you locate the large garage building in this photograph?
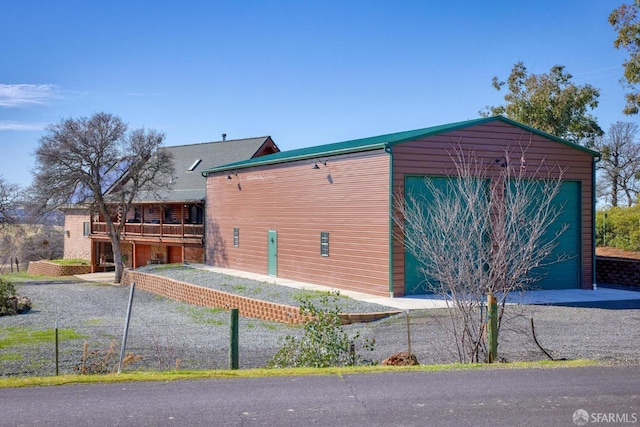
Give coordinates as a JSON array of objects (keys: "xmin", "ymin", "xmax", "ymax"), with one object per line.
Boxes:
[{"xmin": 202, "ymin": 117, "xmax": 599, "ymax": 297}]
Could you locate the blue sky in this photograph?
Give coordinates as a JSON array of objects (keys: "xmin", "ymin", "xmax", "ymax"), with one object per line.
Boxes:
[{"xmin": 0, "ymin": 0, "xmax": 631, "ymax": 186}]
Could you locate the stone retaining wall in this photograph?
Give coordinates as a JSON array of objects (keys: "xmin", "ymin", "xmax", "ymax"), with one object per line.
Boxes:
[
  {"xmin": 596, "ymin": 257, "xmax": 640, "ymax": 288},
  {"xmin": 27, "ymin": 260, "xmax": 92, "ymax": 277}
]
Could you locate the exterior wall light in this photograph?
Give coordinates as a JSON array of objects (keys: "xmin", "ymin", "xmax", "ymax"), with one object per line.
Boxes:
[{"xmin": 313, "ymin": 160, "xmax": 327, "ymax": 169}]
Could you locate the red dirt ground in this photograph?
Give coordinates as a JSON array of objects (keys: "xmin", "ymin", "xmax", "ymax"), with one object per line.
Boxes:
[{"xmin": 596, "ymin": 246, "xmax": 640, "ymax": 260}]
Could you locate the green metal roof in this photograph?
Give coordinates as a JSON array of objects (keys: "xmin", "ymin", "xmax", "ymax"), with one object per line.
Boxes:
[{"xmin": 201, "ymin": 116, "xmax": 600, "ymax": 175}]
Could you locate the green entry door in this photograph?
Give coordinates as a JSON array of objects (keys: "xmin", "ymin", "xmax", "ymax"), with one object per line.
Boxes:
[{"xmin": 267, "ymin": 230, "xmax": 277, "ymax": 276}]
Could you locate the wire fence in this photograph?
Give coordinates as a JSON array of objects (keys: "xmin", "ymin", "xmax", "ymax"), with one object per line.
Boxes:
[
  {"xmin": 4, "ymin": 272, "xmax": 640, "ymax": 376},
  {"xmin": 0, "ymin": 309, "xmax": 296, "ymax": 377}
]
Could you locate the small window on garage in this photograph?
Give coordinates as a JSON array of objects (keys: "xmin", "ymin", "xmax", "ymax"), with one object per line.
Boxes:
[
  {"xmin": 320, "ymin": 231, "xmax": 329, "ymax": 257},
  {"xmin": 233, "ymin": 228, "xmax": 239, "ymax": 247},
  {"xmin": 83, "ymin": 222, "xmax": 90, "ymax": 236}
]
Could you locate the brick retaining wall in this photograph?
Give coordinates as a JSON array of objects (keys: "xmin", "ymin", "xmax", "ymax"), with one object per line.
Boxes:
[
  {"xmin": 596, "ymin": 257, "xmax": 640, "ymax": 288},
  {"xmin": 121, "ymin": 269, "xmax": 402, "ymax": 325},
  {"xmin": 122, "ymin": 269, "xmax": 307, "ymax": 324},
  {"xmin": 27, "ymin": 260, "xmax": 92, "ymax": 277}
]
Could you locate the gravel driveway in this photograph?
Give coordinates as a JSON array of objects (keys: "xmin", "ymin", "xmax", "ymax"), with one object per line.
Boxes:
[{"xmin": 1, "ymin": 266, "xmax": 639, "ymax": 377}]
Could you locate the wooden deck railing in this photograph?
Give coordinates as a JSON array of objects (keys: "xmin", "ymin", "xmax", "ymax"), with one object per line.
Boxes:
[{"xmin": 91, "ymin": 222, "xmax": 204, "ymax": 239}]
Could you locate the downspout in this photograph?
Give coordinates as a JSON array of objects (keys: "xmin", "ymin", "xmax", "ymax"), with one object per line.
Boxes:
[
  {"xmin": 592, "ymin": 155, "xmax": 601, "ymax": 291},
  {"xmin": 201, "ymin": 197, "xmax": 206, "ymax": 264},
  {"xmin": 385, "ymin": 143, "xmax": 394, "ymax": 297},
  {"xmin": 201, "ymin": 170, "xmax": 209, "ymax": 265}
]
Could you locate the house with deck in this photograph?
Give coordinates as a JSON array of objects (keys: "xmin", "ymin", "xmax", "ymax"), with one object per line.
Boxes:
[
  {"xmin": 62, "ymin": 136, "xmax": 278, "ymax": 271},
  {"xmin": 201, "ymin": 117, "xmax": 599, "ymax": 296}
]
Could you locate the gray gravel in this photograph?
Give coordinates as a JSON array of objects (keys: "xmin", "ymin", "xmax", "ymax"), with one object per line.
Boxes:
[
  {"xmin": 1, "ymin": 268, "xmax": 639, "ymax": 377},
  {"xmin": 135, "ymin": 264, "xmax": 396, "ymax": 313}
]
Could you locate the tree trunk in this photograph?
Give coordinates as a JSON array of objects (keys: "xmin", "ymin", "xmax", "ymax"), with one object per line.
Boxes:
[
  {"xmin": 625, "ymin": 188, "xmax": 634, "ymax": 207},
  {"xmin": 112, "ymin": 236, "xmax": 124, "ymax": 284},
  {"xmin": 105, "ymin": 216, "xmax": 125, "ymax": 284}
]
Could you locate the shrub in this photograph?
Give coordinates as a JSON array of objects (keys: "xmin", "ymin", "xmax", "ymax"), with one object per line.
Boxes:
[
  {"xmin": 268, "ymin": 291, "xmax": 375, "ymax": 368},
  {"xmin": 74, "ymin": 340, "xmax": 143, "ymax": 374},
  {"xmin": 597, "ymin": 206, "xmax": 640, "ymax": 250},
  {"xmin": 0, "ymin": 277, "xmax": 31, "ymax": 316}
]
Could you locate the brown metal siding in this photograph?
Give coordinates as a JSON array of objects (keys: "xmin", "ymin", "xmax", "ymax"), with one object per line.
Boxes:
[
  {"xmin": 206, "ymin": 150, "xmax": 391, "ymax": 296},
  {"xmin": 391, "ymin": 121, "xmax": 594, "ymax": 292}
]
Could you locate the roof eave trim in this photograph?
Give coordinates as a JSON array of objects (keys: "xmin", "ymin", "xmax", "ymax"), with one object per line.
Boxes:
[
  {"xmin": 385, "ymin": 115, "xmax": 600, "ymax": 157},
  {"xmin": 491, "ymin": 116, "xmax": 601, "ymax": 157},
  {"xmin": 202, "ymin": 142, "xmax": 386, "ymax": 175},
  {"xmin": 385, "ymin": 116, "xmax": 500, "ymax": 148}
]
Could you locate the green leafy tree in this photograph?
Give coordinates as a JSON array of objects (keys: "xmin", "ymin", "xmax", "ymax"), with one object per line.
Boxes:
[
  {"xmin": 596, "ymin": 206, "xmax": 640, "ymax": 250},
  {"xmin": 610, "ymin": 1, "xmax": 640, "ymax": 115},
  {"xmin": 482, "ymin": 62, "xmax": 602, "ymax": 145}
]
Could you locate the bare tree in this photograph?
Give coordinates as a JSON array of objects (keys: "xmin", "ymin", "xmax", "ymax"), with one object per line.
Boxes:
[
  {"xmin": 394, "ymin": 143, "xmax": 568, "ymax": 363},
  {"xmin": 20, "ymin": 224, "xmax": 64, "ymax": 264},
  {"xmin": 594, "ymin": 122, "xmax": 640, "ymax": 207},
  {"xmin": 0, "ymin": 177, "xmax": 21, "ymax": 229},
  {"xmin": 31, "ymin": 112, "xmax": 175, "ymax": 283},
  {"xmin": 0, "ymin": 177, "xmax": 22, "ymax": 272}
]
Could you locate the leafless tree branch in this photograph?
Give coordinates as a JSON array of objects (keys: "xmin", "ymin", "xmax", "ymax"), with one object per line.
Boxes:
[
  {"xmin": 30, "ymin": 112, "xmax": 175, "ymax": 283},
  {"xmin": 393, "ymin": 138, "xmax": 569, "ymax": 362}
]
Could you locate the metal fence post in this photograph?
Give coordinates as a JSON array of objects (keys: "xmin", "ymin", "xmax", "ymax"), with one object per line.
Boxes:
[
  {"xmin": 229, "ymin": 308, "xmax": 239, "ymax": 370},
  {"xmin": 55, "ymin": 320, "xmax": 59, "ymax": 376},
  {"xmin": 487, "ymin": 292, "xmax": 498, "ymax": 363},
  {"xmin": 118, "ymin": 282, "xmax": 136, "ymax": 374}
]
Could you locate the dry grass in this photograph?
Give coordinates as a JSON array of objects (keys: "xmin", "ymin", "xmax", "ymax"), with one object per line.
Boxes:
[{"xmin": 0, "ymin": 359, "xmax": 601, "ymax": 388}]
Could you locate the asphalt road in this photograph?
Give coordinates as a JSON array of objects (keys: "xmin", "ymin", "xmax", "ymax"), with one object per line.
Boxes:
[{"xmin": 2, "ymin": 366, "xmax": 638, "ymax": 426}]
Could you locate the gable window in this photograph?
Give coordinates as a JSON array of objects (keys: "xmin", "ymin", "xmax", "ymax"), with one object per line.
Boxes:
[
  {"xmin": 320, "ymin": 231, "xmax": 329, "ymax": 257},
  {"xmin": 233, "ymin": 228, "xmax": 239, "ymax": 247}
]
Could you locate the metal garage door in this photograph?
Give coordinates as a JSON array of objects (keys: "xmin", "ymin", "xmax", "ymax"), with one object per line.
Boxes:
[
  {"xmin": 403, "ymin": 176, "xmax": 477, "ymax": 295},
  {"xmin": 531, "ymin": 181, "xmax": 581, "ymax": 290},
  {"xmin": 403, "ymin": 177, "xmax": 581, "ymax": 294}
]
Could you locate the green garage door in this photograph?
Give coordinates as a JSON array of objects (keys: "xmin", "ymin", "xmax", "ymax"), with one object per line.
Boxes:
[
  {"xmin": 403, "ymin": 177, "xmax": 581, "ymax": 294},
  {"xmin": 531, "ymin": 181, "xmax": 581, "ymax": 290},
  {"xmin": 403, "ymin": 176, "xmax": 491, "ymax": 295},
  {"xmin": 404, "ymin": 176, "xmax": 438, "ymax": 295}
]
